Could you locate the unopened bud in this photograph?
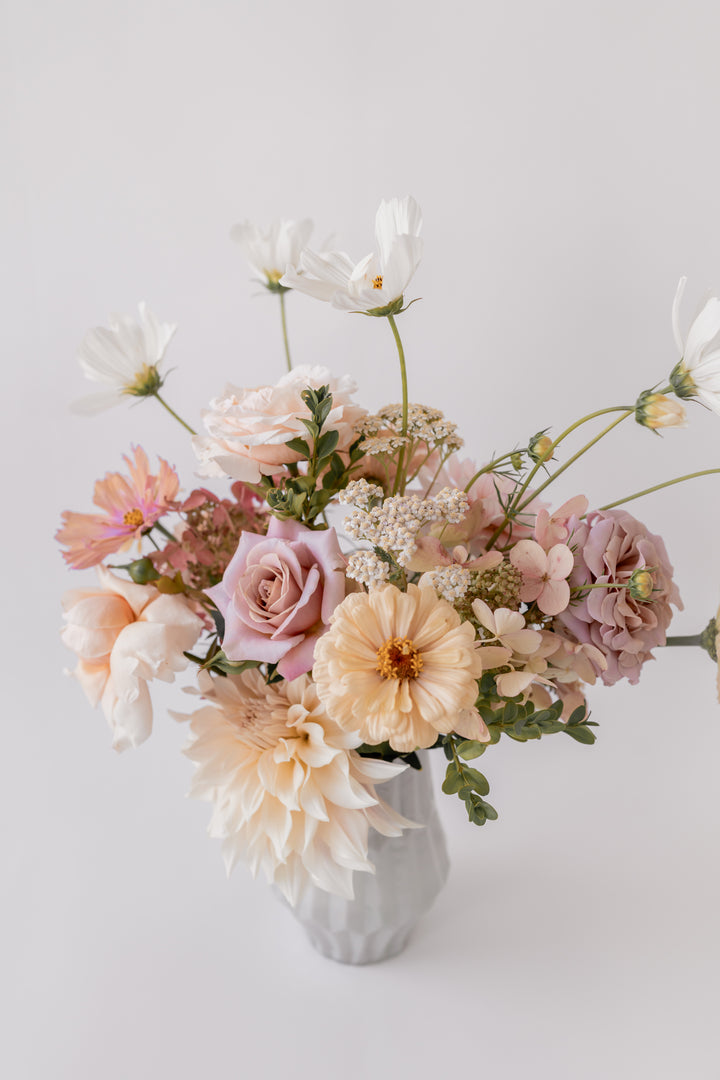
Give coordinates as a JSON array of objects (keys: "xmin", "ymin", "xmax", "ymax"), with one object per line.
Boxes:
[
  {"xmin": 635, "ymin": 389, "xmax": 687, "ymax": 430},
  {"xmin": 669, "ymin": 361, "xmax": 698, "ymax": 401},
  {"xmin": 528, "ymin": 431, "xmax": 553, "ymax": 464},
  {"xmin": 700, "ymin": 616, "xmax": 718, "ymax": 662},
  {"xmin": 628, "ymin": 568, "xmax": 655, "ymax": 601}
]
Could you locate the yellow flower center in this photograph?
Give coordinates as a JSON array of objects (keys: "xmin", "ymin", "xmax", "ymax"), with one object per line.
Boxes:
[
  {"xmin": 372, "ymin": 275, "xmax": 383, "ymax": 289},
  {"xmin": 266, "ymin": 269, "xmax": 283, "ymax": 285},
  {"xmin": 376, "ymin": 637, "xmax": 423, "ymax": 680},
  {"xmin": 123, "ymin": 508, "xmax": 145, "ymax": 528}
]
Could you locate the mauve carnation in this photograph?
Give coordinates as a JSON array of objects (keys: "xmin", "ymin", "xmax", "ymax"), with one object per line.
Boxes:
[
  {"xmin": 192, "ymin": 366, "xmax": 366, "ymax": 483},
  {"xmin": 206, "ymin": 518, "xmax": 346, "ymax": 680},
  {"xmin": 558, "ymin": 509, "xmax": 682, "ymax": 686}
]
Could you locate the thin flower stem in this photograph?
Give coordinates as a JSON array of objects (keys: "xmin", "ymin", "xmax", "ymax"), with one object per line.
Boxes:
[
  {"xmin": 515, "ymin": 409, "xmax": 634, "ymax": 512},
  {"xmin": 463, "ymin": 451, "xmax": 523, "ymax": 493},
  {"xmin": 596, "ymin": 468, "xmax": 720, "ymax": 512},
  {"xmin": 665, "ymin": 635, "xmax": 702, "ymax": 647},
  {"xmin": 279, "ymin": 292, "xmax": 292, "ymax": 372},
  {"xmin": 153, "ymin": 521, "xmax": 177, "ymax": 542},
  {"xmin": 514, "ymin": 406, "xmax": 633, "ymax": 510},
  {"xmin": 482, "ymin": 406, "xmax": 633, "ymax": 551},
  {"xmin": 153, "ymin": 392, "xmax": 197, "ymax": 435},
  {"xmin": 388, "ymin": 313, "xmax": 409, "ymax": 494}
]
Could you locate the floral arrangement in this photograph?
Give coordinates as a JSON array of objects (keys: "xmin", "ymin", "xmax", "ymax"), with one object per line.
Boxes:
[{"xmin": 58, "ymin": 197, "xmax": 720, "ymax": 906}]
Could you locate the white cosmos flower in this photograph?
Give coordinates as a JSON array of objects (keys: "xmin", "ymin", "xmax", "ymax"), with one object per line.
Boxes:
[
  {"xmin": 280, "ymin": 196, "xmax": 423, "ymax": 315},
  {"xmin": 670, "ymin": 277, "xmax": 720, "ymax": 414},
  {"xmin": 73, "ymin": 302, "xmax": 177, "ymax": 415},
  {"xmin": 230, "ymin": 217, "xmax": 314, "ymax": 292}
]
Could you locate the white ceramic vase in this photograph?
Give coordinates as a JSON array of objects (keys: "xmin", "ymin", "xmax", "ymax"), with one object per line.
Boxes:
[{"xmin": 288, "ymin": 751, "xmax": 450, "ymax": 964}]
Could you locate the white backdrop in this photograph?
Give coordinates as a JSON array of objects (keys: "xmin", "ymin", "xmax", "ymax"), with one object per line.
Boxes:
[{"xmin": 3, "ymin": 1, "xmax": 720, "ymax": 1077}]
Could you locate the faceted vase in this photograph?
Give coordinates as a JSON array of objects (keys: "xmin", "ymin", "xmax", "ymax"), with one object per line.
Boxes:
[{"xmin": 288, "ymin": 751, "xmax": 449, "ymax": 964}]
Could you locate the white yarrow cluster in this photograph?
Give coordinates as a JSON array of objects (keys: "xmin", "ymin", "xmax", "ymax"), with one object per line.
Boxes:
[
  {"xmin": 345, "ymin": 551, "xmax": 391, "ymax": 588},
  {"xmin": 344, "ymin": 488, "xmax": 470, "ymax": 568},
  {"xmin": 424, "ymin": 565, "xmax": 472, "ymax": 603},
  {"xmin": 338, "ymin": 479, "xmax": 384, "ymax": 510}
]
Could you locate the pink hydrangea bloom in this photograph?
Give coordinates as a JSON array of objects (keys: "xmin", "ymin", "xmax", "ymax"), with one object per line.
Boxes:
[
  {"xmin": 56, "ymin": 446, "xmax": 179, "ymax": 569},
  {"xmin": 558, "ymin": 508, "xmax": 683, "ymax": 685},
  {"xmin": 534, "ymin": 495, "xmax": 589, "ymax": 551},
  {"xmin": 206, "ymin": 519, "xmax": 346, "ymax": 680},
  {"xmin": 509, "ymin": 539, "xmax": 574, "ymax": 616}
]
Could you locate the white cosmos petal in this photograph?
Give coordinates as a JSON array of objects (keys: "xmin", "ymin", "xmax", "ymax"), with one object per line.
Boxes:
[
  {"xmin": 672, "ymin": 276, "xmax": 687, "ymax": 356},
  {"xmin": 375, "ymin": 196, "xmax": 423, "ymax": 267},
  {"xmin": 684, "ymin": 297, "xmax": 720, "ymax": 367}
]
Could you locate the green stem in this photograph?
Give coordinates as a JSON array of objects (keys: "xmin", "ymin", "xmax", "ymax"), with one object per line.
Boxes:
[
  {"xmin": 462, "ymin": 451, "xmax": 523, "ymax": 494},
  {"xmin": 665, "ymin": 635, "xmax": 702, "ymax": 647},
  {"xmin": 153, "ymin": 521, "xmax": 177, "ymax": 542},
  {"xmin": 596, "ymin": 468, "xmax": 720, "ymax": 512},
  {"xmin": 153, "ymin": 392, "xmax": 196, "ymax": 435},
  {"xmin": 279, "ymin": 292, "xmax": 292, "ymax": 372},
  {"xmin": 517, "ymin": 408, "xmax": 633, "ymax": 511},
  {"xmin": 388, "ymin": 313, "xmax": 409, "ymax": 494}
]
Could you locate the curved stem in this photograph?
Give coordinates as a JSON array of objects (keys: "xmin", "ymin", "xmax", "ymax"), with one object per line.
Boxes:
[
  {"xmin": 514, "ymin": 406, "xmax": 632, "ymax": 509},
  {"xmin": 279, "ymin": 292, "xmax": 292, "ymax": 372},
  {"xmin": 516, "ymin": 409, "xmax": 634, "ymax": 511},
  {"xmin": 596, "ymin": 468, "xmax": 720, "ymax": 512},
  {"xmin": 462, "ymin": 451, "xmax": 523, "ymax": 493},
  {"xmin": 153, "ymin": 392, "xmax": 197, "ymax": 435},
  {"xmin": 387, "ymin": 313, "xmax": 409, "ymax": 494}
]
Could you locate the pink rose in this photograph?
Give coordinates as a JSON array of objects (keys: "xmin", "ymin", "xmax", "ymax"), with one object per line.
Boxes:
[
  {"xmin": 558, "ymin": 509, "xmax": 683, "ymax": 686},
  {"xmin": 206, "ymin": 519, "xmax": 346, "ymax": 680},
  {"xmin": 192, "ymin": 365, "xmax": 366, "ymax": 483}
]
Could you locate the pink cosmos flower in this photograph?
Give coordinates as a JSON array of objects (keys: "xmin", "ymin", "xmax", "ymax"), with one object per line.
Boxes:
[
  {"xmin": 206, "ymin": 519, "xmax": 346, "ymax": 680},
  {"xmin": 509, "ymin": 539, "xmax": 574, "ymax": 616},
  {"xmin": 558, "ymin": 508, "xmax": 682, "ymax": 685},
  {"xmin": 56, "ymin": 446, "xmax": 179, "ymax": 569},
  {"xmin": 61, "ymin": 567, "xmax": 203, "ymax": 750}
]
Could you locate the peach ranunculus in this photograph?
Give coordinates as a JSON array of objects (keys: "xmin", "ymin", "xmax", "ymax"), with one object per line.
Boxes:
[
  {"xmin": 192, "ymin": 365, "xmax": 366, "ymax": 483},
  {"xmin": 61, "ymin": 567, "xmax": 204, "ymax": 751},
  {"xmin": 207, "ymin": 518, "xmax": 347, "ymax": 681}
]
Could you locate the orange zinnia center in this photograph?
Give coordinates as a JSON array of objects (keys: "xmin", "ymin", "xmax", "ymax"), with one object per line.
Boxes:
[{"xmin": 376, "ymin": 637, "xmax": 423, "ymax": 680}]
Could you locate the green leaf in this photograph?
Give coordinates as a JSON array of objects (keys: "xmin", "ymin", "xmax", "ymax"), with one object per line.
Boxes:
[
  {"xmin": 462, "ymin": 767, "xmax": 490, "ymax": 795},
  {"xmin": 455, "ymin": 739, "xmax": 487, "ymax": 760},
  {"xmin": 566, "ymin": 705, "xmax": 588, "ymax": 727},
  {"xmin": 316, "ymin": 429, "xmax": 339, "ymax": 461},
  {"xmin": 299, "ymin": 417, "xmax": 320, "ymax": 439},
  {"xmin": 564, "ymin": 725, "xmax": 596, "ymax": 745},
  {"xmin": 285, "ymin": 437, "xmax": 310, "ymax": 457},
  {"xmin": 442, "ymin": 764, "xmax": 464, "ymax": 794}
]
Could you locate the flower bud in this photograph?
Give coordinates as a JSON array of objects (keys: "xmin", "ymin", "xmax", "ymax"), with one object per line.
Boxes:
[
  {"xmin": 634, "ymin": 390, "xmax": 687, "ymax": 430},
  {"xmin": 528, "ymin": 431, "xmax": 553, "ymax": 464},
  {"xmin": 628, "ymin": 568, "xmax": 655, "ymax": 601},
  {"xmin": 700, "ymin": 615, "xmax": 718, "ymax": 662},
  {"xmin": 127, "ymin": 557, "xmax": 160, "ymax": 584},
  {"xmin": 669, "ymin": 361, "xmax": 698, "ymax": 401}
]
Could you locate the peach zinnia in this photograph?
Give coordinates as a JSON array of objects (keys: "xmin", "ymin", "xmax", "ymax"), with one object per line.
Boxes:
[{"xmin": 313, "ymin": 584, "xmax": 486, "ymax": 753}]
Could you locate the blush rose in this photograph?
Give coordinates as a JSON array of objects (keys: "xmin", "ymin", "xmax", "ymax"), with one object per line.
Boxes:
[{"xmin": 206, "ymin": 518, "xmax": 346, "ymax": 680}]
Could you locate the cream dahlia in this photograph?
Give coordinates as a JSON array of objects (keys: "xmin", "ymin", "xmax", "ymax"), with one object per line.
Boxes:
[
  {"xmin": 313, "ymin": 584, "xmax": 487, "ymax": 753},
  {"xmin": 181, "ymin": 670, "xmax": 413, "ymax": 904}
]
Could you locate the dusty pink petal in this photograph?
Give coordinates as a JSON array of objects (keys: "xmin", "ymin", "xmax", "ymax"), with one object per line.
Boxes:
[
  {"xmin": 546, "ymin": 543, "xmax": 574, "ymax": 581},
  {"xmin": 537, "ymin": 578, "xmax": 571, "ymax": 616},
  {"xmin": 509, "ymin": 539, "xmax": 547, "ymax": 579}
]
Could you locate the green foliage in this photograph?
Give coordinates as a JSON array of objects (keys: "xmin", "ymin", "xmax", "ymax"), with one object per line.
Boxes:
[
  {"xmin": 442, "ymin": 736, "xmax": 498, "ymax": 826},
  {"xmin": 265, "ymin": 385, "xmax": 366, "ymax": 526},
  {"xmin": 356, "ymin": 741, "xmax": 424, "ymax": 770}
]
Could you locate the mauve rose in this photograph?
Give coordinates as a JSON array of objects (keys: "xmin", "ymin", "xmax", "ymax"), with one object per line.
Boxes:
[
  {"xmin": 206, "ymin": 518, "xmax": 346, "ymax": 680},
  {"xmin": 558, "ymin": 508, "xmax": 682, "ymax": 686}
]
